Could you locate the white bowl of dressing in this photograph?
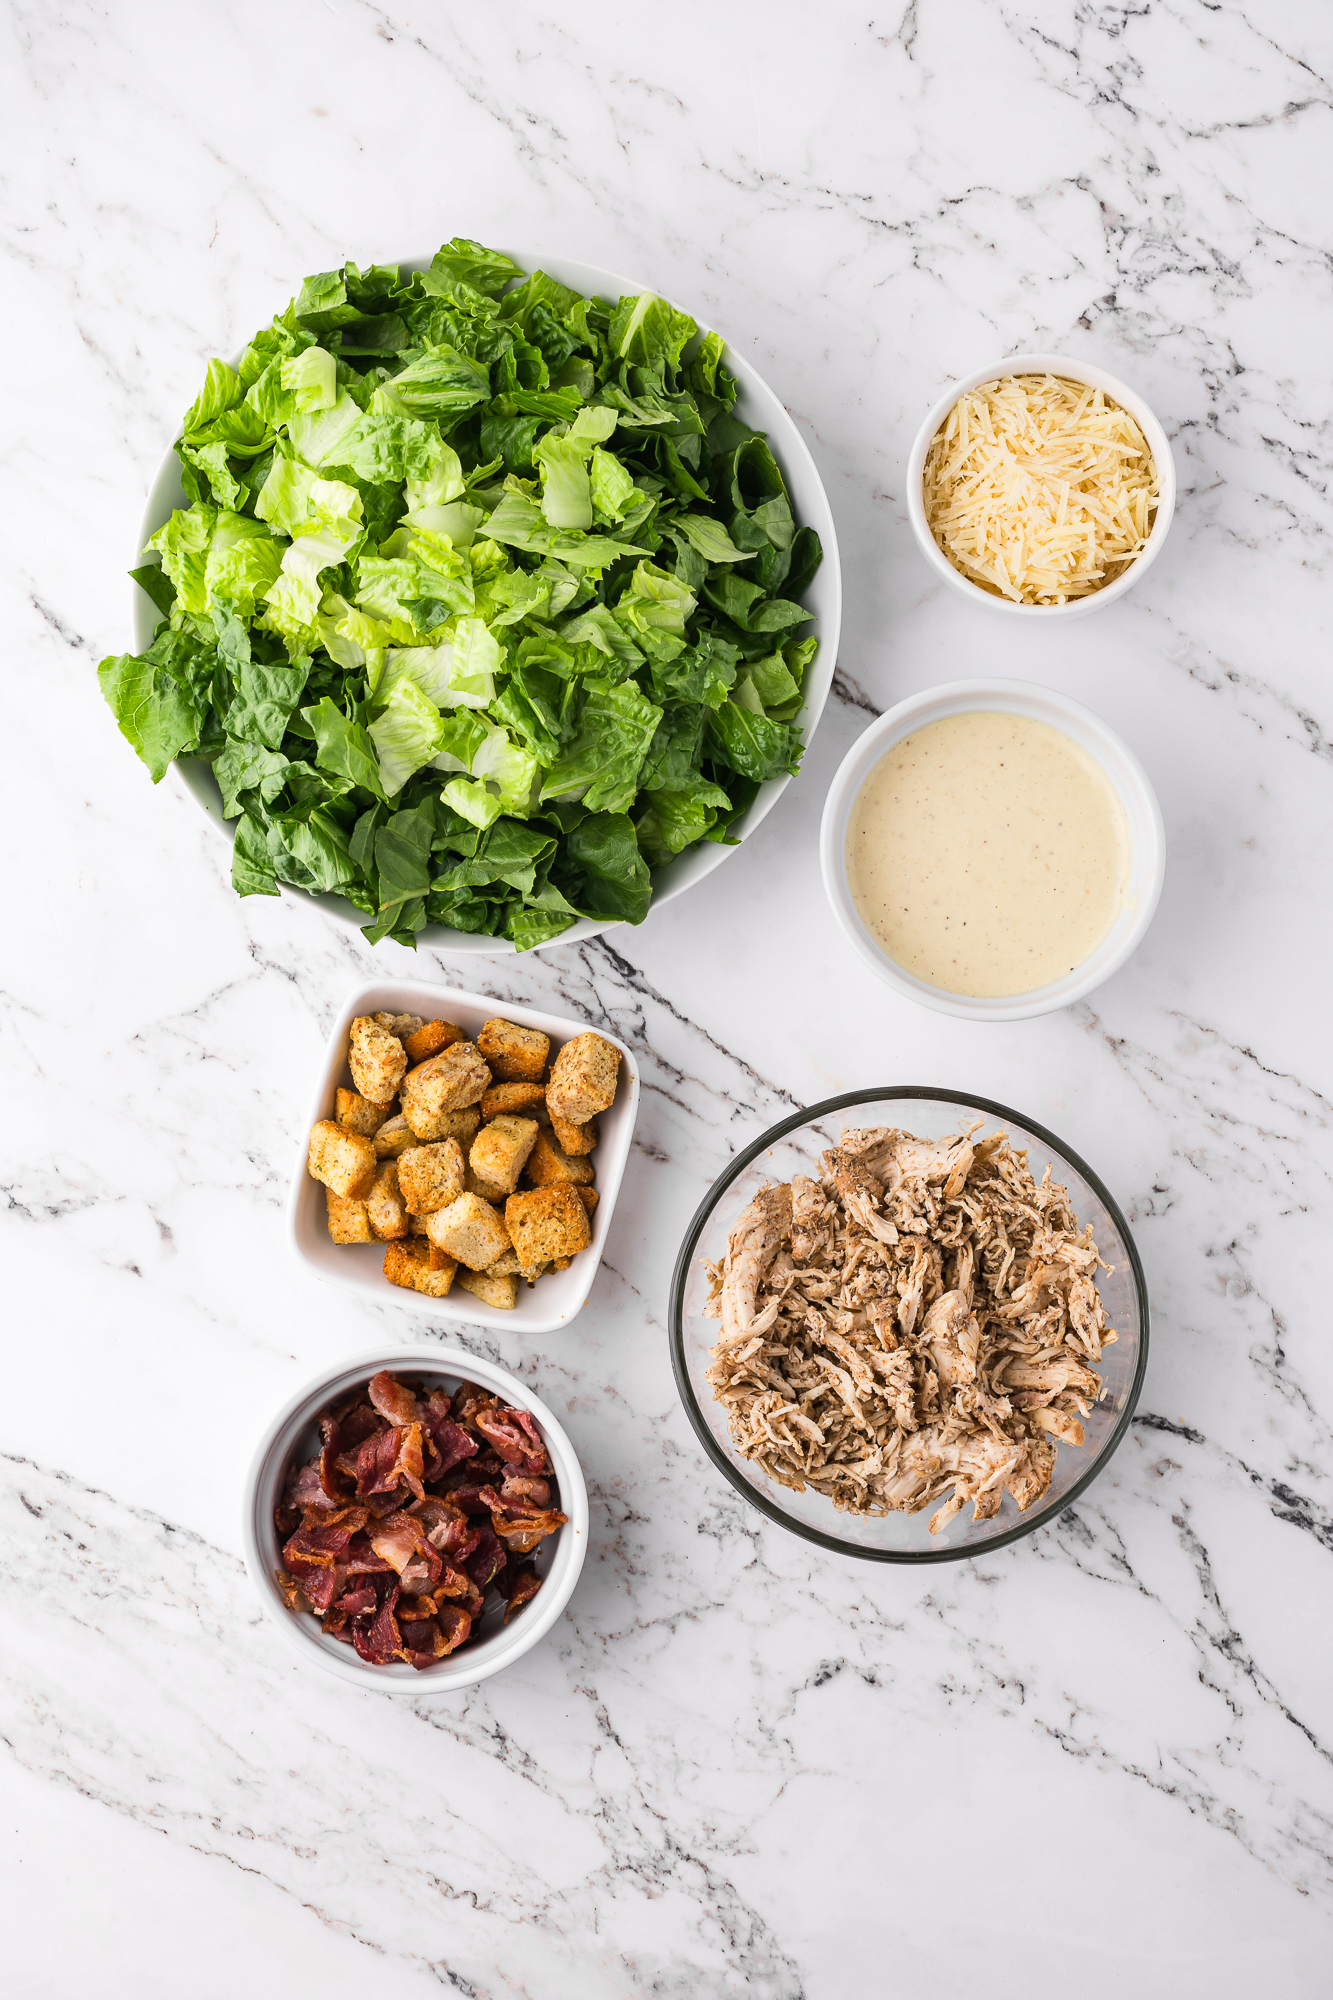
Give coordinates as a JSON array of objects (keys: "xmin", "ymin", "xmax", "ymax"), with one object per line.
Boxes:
[
  {"xmin": 905, "ymin": 355, "xmax": 1176, "ymax": 620},
  {"xmin": 818, "ymin": 679, "xmax": 1165, "ymax": 1022}
]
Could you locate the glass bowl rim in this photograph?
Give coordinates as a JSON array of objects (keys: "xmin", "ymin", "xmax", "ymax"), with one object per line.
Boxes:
[{"xmin": 668, "ymin": 1084, "xmax": 1150, "ymax": 1565}]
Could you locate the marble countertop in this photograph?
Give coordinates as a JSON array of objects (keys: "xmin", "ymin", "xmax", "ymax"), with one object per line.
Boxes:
[{"xmin": 6, "ymin": 3, "xmax": 1333, "ymax": 1993}]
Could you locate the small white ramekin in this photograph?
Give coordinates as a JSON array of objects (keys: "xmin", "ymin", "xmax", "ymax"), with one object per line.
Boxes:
[
  {"xmin": 906, "ymin": 353, "xmax": 1176, "ymax": 620},
  {"xmin": 818, "ymin": 678, "xmax": 1166, "ymax": 1022},
  {"xmin": 241, "ymin": 1346, "xmax": 589, "ymax": 1694}
]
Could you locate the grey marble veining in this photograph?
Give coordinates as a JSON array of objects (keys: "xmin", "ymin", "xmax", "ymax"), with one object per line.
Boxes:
[{"xmin": 4, "ymin": 2, "xmax": 1333, "ymax": 1993}]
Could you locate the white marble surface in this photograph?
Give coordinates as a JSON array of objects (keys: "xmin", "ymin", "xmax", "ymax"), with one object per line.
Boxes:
[{"xmin": 5, "ymin": 2, "xmax": 1333, "ymax": 1992}]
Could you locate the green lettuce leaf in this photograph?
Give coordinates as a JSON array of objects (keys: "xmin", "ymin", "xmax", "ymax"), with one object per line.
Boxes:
[
  {"xmin": 557, "ymin": 811, "xmax": 651, "ymax": 923},
  {"xmin": 608, "ymin": 293, "xmax": 696, "ymax": 375},
  {"xmin": 540, "ymin": 678, "xmax": 662, "ymax": 813},
  {"xmin": 705, "ymin": 699, "xmax": 803, "ymax": 781},
  {"xmin": 98, "ymin": 629, "xmax": 207, "ymax": 781},
  {"xmin": 304, "ymin": 697, "xmax": 384, "ymax": 796},
  {"xmin": 368, "ymin": 676, "xmax": 448, "ymax": 796}
]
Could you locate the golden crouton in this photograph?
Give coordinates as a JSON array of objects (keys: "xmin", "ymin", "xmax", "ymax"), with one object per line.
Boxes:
[
  {"xmin": 575, "ymin": 1185, "xmax": 599, "ymax": 1218},
  {"xmin": 373, "ymin": 1113, "xmax": 417, "ymax": 1159},
  {"xmin": 373, "ymin": 1010, "xmax": 424, "ymax": 1038},
  {"xmin": 424, "ymin": 1192, "xmax": 511, "ymax": 1271},
  {"xmin": 470, "ymin": 1116, "xmax": 540, "ymax": 1196},
  {"xmin": 477, "ymin": 1017, "xmax": 549, "ymax": 1082},
  {"xmin": 504, "ymin": 1185, "xmax": 591, "ymax": 1274},
  {"xmin": 401, "ymin": 1092, "xmax": 482, "ymax": 1144},
  {"xmin": 455, "ymin": 1267, "xmax": 518, "ymax": 1310},
  {"xmin": 383, "ymin": 1236, "xmax": 457, "ymax": 1298},
  {"xmin": 348, "ymin": 1015, "xmax": 408, "ymax": 1106},
  {"xmin": 428, "ymin": 1241, "xmax": 452, "ymax": 1272},
  {"xmin": 465, "ymin": 1163, "xmax": 509, "ymax": 1204},
  {"xmin": 335, "ymin": 1087, "xmax": 388, "ymax": 1138},
  {"xmin": 486, "ymin": 1247, "xmax": 522, "ymax": 1276},
  {"xmin": 548, "ymin": 1108, "xmax": 598, "ymax": 1156},
  {"xmin": 326, "ymin": 1188, "xmax": 373, "ymax": 1244},
  {"xmin": 547, "ymin": 1032, "xmax": 620, "ymax": 1122},
  {"xmin": 398, "ymin": 1139, "xmax": 465, "ymax": 1216},
  {"xmin": 308, "ymin": 1120, "xmax": 377, "ymax": 1198},
  {"xmin": 481, "ymin": 1079, "xmax": 547, "ymax": 1122},
  {"xmin": 403, "ymin": 1017, "xmax": 464, "ymax": 1064},
  {"xmin": 524, "ymin": 1130, "xmax": 594, "ymax": 1188},
  {"xmin": 400, "ymin": 1043, "xmax": 492, "ymax": 1134},
  {"xmin": 365, "ymin": 1161, "xmax": 410, "ymax": 1240}
]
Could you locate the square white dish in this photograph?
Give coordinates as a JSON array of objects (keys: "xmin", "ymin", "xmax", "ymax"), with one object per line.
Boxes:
[{"xmin": 287, "ymin": 980, "xmax": 639, "ymax": 1333}]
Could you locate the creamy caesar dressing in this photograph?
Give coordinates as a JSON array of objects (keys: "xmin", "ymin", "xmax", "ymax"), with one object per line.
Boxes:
[{"xmin": 845, "ymin": 711, "xmax": 1130, "ymax": 997}]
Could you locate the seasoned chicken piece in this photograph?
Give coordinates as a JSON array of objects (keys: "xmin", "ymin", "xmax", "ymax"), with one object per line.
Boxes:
[
  {"xmin": 942, "ymin": 1143, "xmax": 975, "ymax": 1200},
  {"xmin": 719, "ymin": 1184, "xmax": 792, "ymax": 1346},
  {"xmin": 821, "ymin": 1148, "xmax": 898, "ymax": 1246},
  {"xmin": 790, "ymin": 1174, "xmax": 832, "ymax": 1263},
  {"xmin": 921, "ymin": 1289, "xmax": 980, "ymax": 1389},
  {"xmin": 897, "ymin": 1242, "xmax": 929, "ymax": 1337}
]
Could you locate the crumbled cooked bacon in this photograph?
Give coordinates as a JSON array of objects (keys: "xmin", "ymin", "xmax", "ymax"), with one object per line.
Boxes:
[
  {"xmin": 706, "ymin": 1124, "xmax": 1115, "ymax": 1535},
  {"xmin": 474, "ymin": 1406, "xmax": 548, "ymax": 1474},
  {"xmin": 276, "ymin": 1371, "xmax": 565, "ymax": 1668},
  {"xmin": 368, "ymin": 1370, "xmax": 420, "ymax": 1428},
  {"xmin": 498, "ymin": 1565, "xmax": 543, "ymax": 1624}
]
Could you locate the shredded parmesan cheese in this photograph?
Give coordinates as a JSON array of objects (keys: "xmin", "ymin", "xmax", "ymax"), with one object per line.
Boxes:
[{"xmin": 923, "ymin": 373, "xmax": 1160, "ymax": 605}]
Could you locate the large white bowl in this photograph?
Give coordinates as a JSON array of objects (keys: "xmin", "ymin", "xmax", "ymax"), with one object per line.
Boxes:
[
  {"xmin": 289, "ymin": 979, "xmax": 639, "ymax": 1334},
  {"xmin": 819, "ymin": 678, "xmax": 1166, "ymax": 1022},
  {"xmin": 134, "ymin": 250, "xmax": 842, "ymax": 953},
  {"xmin": 905, "ymin": 352, "xmax": 1176, "ymax": 620},
  {"xmin": 241, "ymin": 1345, "xmax": 589, "ymax": 1693}
]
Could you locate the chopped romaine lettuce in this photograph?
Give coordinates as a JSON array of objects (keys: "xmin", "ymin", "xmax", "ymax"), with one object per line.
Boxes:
[{"xmin": 100, "ymin": 240, "xmax": 822, "ymax": 946}]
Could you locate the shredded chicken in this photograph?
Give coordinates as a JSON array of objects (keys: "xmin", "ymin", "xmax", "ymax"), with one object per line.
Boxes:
[{"xmin": 704, "ymin": 1124, "xmax": 1115, "ymax": 1534}]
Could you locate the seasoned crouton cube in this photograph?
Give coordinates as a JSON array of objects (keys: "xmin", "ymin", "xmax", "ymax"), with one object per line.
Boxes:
[
  {"xmin": 456, "ymin": 1267, "xmax": 518, "ymax": 1310},
  {"xmin": 477, "ymin": 1017, "xmax": 550, "ymax": 1082},
  {"xmin": 365, "ymin": 1161, "xmax": 410, "ymax": 1241},
  {"xmin": 505, "ymin": 1185, "xmax": 591, "ymax": 1274},
  {"xmin": 400, "ymin": 1043, "xmax": 492, "ymax": 1137},
  {"xmin": 548, "ymin": 1108, "xmax": 598, "ymax": 1156},
  {"xmin": 470, "ymin": 1116, "xmax": 539, "ymax": 1197},
  {"xmin": 401, "ymin": 1092, "xmax": 482, "ymax": 1144},
  {"xmin": 486, "ymin": 1247, "xmax": 522, "ymax": 1276},
  {"xmin": 348, "ymin": 1015, "xmax": 408, "ymax": 1106},
  {"xmin": 308, "ymin": 1120, "xmax": 377, "ymax": 1198},
  {"xmin": 398, "ymin": 1139, "xmax": 465, "ymax": 1216},
  {"xmin": 427, "ymin": 1241, "xmax": 452, "ymax": 1271},
  {"xmin": 373, "ymin": 1011, "xmax": 424, "ymax": 1039},
  {"xmin": 481, "ymin": 1079, "xmax": 547, "ymax": 1122},
  {"xmin": 403, "ymin": 1017, "xmax": 464, "ymax": 1064},
  {"xmin": 373, "ymin": 1113, "xmax": 417, "ymax": 1159},
  {"xmin": 465, "ymin": 1163, "xmax": 509, "ymax": 1204},
  {"xmin": 524, "ymin": 1130, "xmax": 595, "ymax": 1188},
  {"xmin": 424, "ymin": 1193, "xmax": 511, "ymax": 1271},
  {"xmin": 547, "ymin": 1032, "xmax": 620, "ymax": 1122},
  {"xmin": 383, "ymin": 1237, "xmax": 457, "ymax": 1298},
  {"xmin": 326, "ymin": 1188, "xmax": 373, "ymax": 1244},
  {"xmin": 336, "ymin": 1087, "xmax": 388, "ymax": 1138},
  {"xmin": 576, "ymin": 1185, "xmax": 599, "ymax": 1218}
]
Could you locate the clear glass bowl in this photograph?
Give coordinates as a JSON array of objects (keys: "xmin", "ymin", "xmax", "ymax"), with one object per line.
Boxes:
[{"xmin": 669, "ymin": 1088, "xmax": 1149, "ymax": 1563}]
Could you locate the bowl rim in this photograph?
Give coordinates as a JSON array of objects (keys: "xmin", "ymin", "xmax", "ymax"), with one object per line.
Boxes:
[
  {"xmin": 135, "ymin": 245, "xmax": 842, "ymax": 955},
  {"xmin": 904, "ymin": 350, "xmax": 1177, "ymax": 620},
  {"xmin": 817, "ymin": 675, "xmax": 1167, "ymax": 1022},
  {"xmin": 240, "ymin": 1343, "xmax": 589, "ymax": 1692},
  {"xmin": 667, "ymin": 1085, "xmax": 1150, "ymax": 1565}
]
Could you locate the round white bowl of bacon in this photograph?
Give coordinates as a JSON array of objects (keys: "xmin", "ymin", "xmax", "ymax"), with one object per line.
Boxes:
[{"xmin": 241, "ymin": 1347, "xmax": 588, "ymax": 1692}]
